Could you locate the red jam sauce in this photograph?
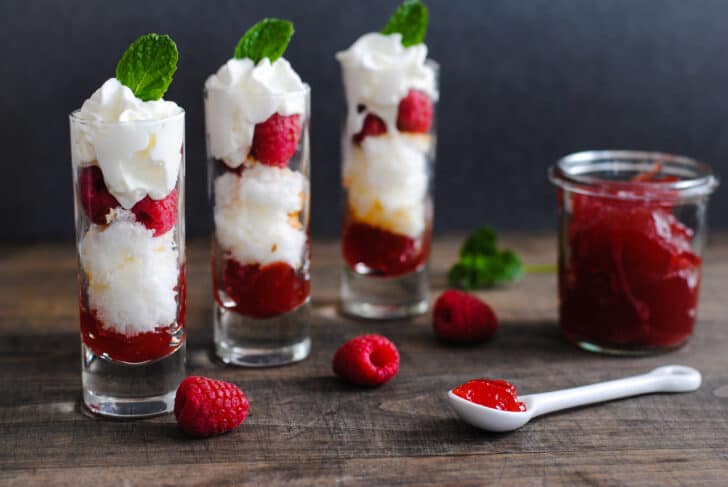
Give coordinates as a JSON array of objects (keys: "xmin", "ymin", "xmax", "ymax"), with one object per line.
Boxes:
[
  {"xmin": 342, "ymin": 220, "xmax": 431, "ymax": 277},
  {"xmin": 452, "ymin": 379, "xmax": 527, "ymax": 412},
  {"xmin": 559, "ymin": 174, "xmax": 701, "ymax": 349},
  {"xmin": 220, "ymin": 259, "xmax": 310, "ymax": 319},
  {"xmin": 80, "ymin": 269, "xmax": 186, "ymax": 363}
]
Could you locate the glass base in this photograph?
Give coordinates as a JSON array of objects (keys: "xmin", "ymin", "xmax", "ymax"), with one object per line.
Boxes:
[
  {"xmin": 214, "ymin": 299, "xmax": 311, "ymax": 367},
  {"xmin": 562, "ymin": 331, "xmax": 688, "ymax": 356},
  {"xmin": 340, "ymin": 265, "xmax": 429, "ymax": 320},
  {"xmin": 81, "ymin": 341, "xmax": 186, "ymax": 418}
]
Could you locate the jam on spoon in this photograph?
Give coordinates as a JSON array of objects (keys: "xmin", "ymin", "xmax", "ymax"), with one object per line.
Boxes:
[{"xmin": 452, "ymin": 379, "xmax": 526, "ymax": 412}]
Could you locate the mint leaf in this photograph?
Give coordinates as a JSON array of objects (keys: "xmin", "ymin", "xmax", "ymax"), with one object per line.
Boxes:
[
  {"xmin": 381, "ymin": 0, "xmax": 428, "ymax": 47},
  {"xmin": 460, "ymin": 226, "xmax": 497, "ymax": 257},
  {"xmin": 447, "ymin": 227, "xmax": 525, "ymax": 289},
  {"xmin": 234, "ymin": 18, "xmax": 294, "ymax": 63},
  {"xmin": 115, "ymin": 34, "xmax": 178, "ymax": 102}
]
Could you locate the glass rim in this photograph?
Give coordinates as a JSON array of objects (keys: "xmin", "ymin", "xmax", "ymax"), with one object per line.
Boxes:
[
  {"xmin": 338, "ymin": 57, "xmax": 439, "ymax": 71},
  {"xmin": 204, "ymin": 82, "xmax": 311, "ymax": 97},
  {"xmin": 69, "ymin": 107, "xmax": 185, "ymax": 126},
  {"xmin": 549, "ymin": 150, "xmax": 719, "ymax": 200}
]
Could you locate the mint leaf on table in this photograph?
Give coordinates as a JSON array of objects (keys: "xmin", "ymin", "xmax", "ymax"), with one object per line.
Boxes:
[
  {"xmin": 381, "ymin": 0, "xmax": 428, "ymax": 47},
  {"xmin": 448, "ymin": 227, "xmax": 525, "ymax": 290},
  {"xmin": 115, "ymin": 34, "xmax": 178, "ymax": 102},
  {"xmin": 234, "ymin": 18, "xmax": 294, "ymax": 63}
]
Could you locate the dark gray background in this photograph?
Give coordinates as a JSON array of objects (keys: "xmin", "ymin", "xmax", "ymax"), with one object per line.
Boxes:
[{"xmin": 1, "ymin": 0, "xmax": 726, "ymax": 242}]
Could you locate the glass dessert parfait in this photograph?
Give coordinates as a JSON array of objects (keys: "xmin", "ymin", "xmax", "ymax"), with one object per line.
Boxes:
[
  {"xmin": 69, "ymin": 34, "xmax": 186, "ymax": 416},
  {"xmin": 205, "ymin": 19, "xmax": 311, "ymax": 366},
  {"xmin": 336, "ymin": 0, "xmax": 438, "ymax": 319},
  {"xmin": 550, "ymin": 151, "xmax": 718, "ymax": 354}
]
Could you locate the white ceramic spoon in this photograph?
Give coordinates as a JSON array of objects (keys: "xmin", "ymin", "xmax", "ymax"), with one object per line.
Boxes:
[{"xmin": 448, "ymin": 365, "xmax": 701, "ymax": 433}]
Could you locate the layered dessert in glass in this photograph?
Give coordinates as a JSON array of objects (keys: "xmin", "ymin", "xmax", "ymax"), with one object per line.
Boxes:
[
  {"xmin": 550, "ymin": 151, "xmax": 718, "ymax": 354},
  {"xmin": 70, "ymin": 34, "xmax": 186, "ymax": 416},
  {"xmin": 205, "ymin": 19, "xmax": 311, "ymax": 366},
  {"xmin": 337, "ymin": 0, "xmax": 438, "ymax": 319}
]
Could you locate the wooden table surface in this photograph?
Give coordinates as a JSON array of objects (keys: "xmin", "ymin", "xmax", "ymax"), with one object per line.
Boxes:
[{"xmin": 2, "ymin": 235, "xmax": 728, "ymax": 486}]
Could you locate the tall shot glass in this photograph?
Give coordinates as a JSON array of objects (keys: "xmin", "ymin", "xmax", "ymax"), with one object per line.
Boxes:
[
  {"xmin": 206, "ymin": 86, "xmax": 311, "ymax": 367},
  {"xmin": 70, "ymin": 111, "xmax": 186, "ymax": 417},
  {"xmin": 338, "ymin": 62, "xmax": 438, "ymax": 320}
]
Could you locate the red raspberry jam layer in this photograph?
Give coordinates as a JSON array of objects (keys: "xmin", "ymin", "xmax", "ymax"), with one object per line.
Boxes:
[
  {"xmin": 342, "ymin": 220, "xmax": 430, "ymax": 277},
  {"xmin": 219, "ymin": 259, "xmax": 310, "ymax": 319},
  {"xmin": 559, "ymin": 183, "xmax": 701, "ymax": 349},
  {"xmin": 452, "ymin": 379, "xmax": 526, "ymax": 412},
  {"xmin": 80, "ymin": 269, "xmax": 186, "ymax": 363}
]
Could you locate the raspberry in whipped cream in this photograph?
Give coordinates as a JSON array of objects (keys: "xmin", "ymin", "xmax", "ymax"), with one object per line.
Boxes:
[
  {"xmin": 337, "ymin": 32, "xmax": 438, "ymax": 138},
  {"xmin": 71, "ymin": 78, "xmax": 184, "ymax": 209},
  {"xmin": 205, "ymin": 57, "xmax": 307, "ymax": 168}
]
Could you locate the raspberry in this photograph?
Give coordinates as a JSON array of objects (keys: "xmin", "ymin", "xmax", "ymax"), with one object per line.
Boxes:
[
  {"xmin": 353, "ymin": 113, "xmax": 387, "ymax": 144},
  {"xmin": 397, "ymin": 90, "xmax": 433, "ymax": 133},
  {"xmin": 251, "ymin": 113, "xmax": 301, "ymax": 166},
  {"xmin": 78, "ymin": 166, "xmax": 119, "ymax": 224},
  {"xmin": 332, "ymin": 334, "xmax": 399, "ymax": 387},
  {"xmin": 131, "ymin": 189, "xmax": 178, "ymax": 237},
  {"xmin": 433, "ymin": 290, "xmax": 498, "ymax": 343},
  {"xmin": 174, "ymin": 376, "xmax": 250, "ymax": 437}
]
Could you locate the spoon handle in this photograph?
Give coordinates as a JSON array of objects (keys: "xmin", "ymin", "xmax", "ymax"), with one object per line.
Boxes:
[{"xmin": 526, "ymin": 365, "xmax": 701, "ymax": 418}]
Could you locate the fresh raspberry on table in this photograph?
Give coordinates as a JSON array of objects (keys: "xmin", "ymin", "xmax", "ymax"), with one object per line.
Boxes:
[
  {"xmin": 397, "ymin": 90, "xmax": 433, "ymax": 133},
  {"xmin": 251, "ymin": 113, "xmax": 302, "ymax": 166},
  {"xmin": 433, "ymin": 290, "xmax": 499, "ymax": 343},
  {"xmin": 332, "ymin": 334, "xmax": 400, "ymax": 387},
  {"xmin": 131, "ymin": 189, "xmax": 178, "ymax": 237},
  {"xmin": 353, "ymin": 113, "xmax": 387, "ymax": 144},
  {"xmin": 174, "ymin": 376, "xmax": 250, "ymax": 437},
  {"xmin": 78, "ymin": 166, "xmax": 119, "ymax": 224}
]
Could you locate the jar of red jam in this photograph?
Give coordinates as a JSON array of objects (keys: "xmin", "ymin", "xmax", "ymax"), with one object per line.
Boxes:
[{"xmin": 549, "ymin": 151, "xmax": 718, "ymax": 354}]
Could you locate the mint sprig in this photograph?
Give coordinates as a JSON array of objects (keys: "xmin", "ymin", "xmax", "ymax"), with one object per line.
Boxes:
[
  {"xmin": 234, "ymin": 18, "xmax": 294, "ymax": 63},
  {"xmin": 115, "ymin": 34, "xmax": 178, "ymax": 102},
  {"xmin": 381, "ymin": 0, "xmax": 428, "ymax": 47},
  {"xmin": 448, "ymin": 227, "xmax": 525, "ymax": 289}
]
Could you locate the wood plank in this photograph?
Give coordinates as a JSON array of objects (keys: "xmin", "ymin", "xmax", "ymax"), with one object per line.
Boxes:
[{"xmin": 1, "ymin": 236, "xmax": 728, "ymax": 485}]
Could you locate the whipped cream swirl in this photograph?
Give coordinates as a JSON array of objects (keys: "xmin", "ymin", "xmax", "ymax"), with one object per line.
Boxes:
[
  {"xmin": 205, "ymin": 57, "xmax": 307, "ymax": 167},
  {"xmin": 71, "ymin": 78, "xmax": 184, "ymax": 209}
]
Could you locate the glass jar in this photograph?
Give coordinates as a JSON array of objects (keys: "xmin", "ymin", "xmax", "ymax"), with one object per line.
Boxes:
[{"xmin": 549, "ymin": 150, "xmax": 718, "ymax": 354}]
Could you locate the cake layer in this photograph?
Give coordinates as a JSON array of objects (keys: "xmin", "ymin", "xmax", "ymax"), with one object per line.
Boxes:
[
  {"xmin": 80, "ymin": 209, "xmax": 179, "ymax": 336},
  {"xmin": 214, "ymin": 167, "xmax": 307, "ymax": 268}
]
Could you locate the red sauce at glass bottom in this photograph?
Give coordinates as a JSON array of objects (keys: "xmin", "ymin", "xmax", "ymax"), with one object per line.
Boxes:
[
  {"xmin": 80, "ymin": 268, "xmax": 186, "ymax": 363},
  {"xmin": 218, "ymin": 259, "xmax": 310, "ymax": 319},
  {"xmin": 560, "ymin": 190, "xmax": 701, "ymax": 349},
  {"xmin": 452, "ymin": 379, "xmax": 526, "ymax": 412},
  {"xmin": 342, "ymin": 220, "xmax": 430, "ymax": 277}
]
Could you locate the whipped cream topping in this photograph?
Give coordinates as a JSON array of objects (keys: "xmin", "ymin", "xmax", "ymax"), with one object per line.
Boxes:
[
  {"xmin": 205, "ymin": 57, "xmax": 307, "ymax": 167},
  {"xmin": 214, "ymin": 166, "xmax": 307, "ymax": 268},
  {"xmin": 337, "ymin": 32, "xmax": 438, "ymax": 136},
  {"xmin": 80, "ymin": 210, "xmax": 179, "ymax": 335},
  {"xmin": 344, "ymin": 134, "xmax": 431, "ymax": 237},
  {"xmin": 71, "ymin": 78, "xmax": 184, "ymax": 209}
]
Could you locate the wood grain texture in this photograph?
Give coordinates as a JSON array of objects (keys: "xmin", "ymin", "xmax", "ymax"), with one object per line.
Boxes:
[{"xmin": 2, "ymin": 235, "xmax": 728, "ymax": 486}]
